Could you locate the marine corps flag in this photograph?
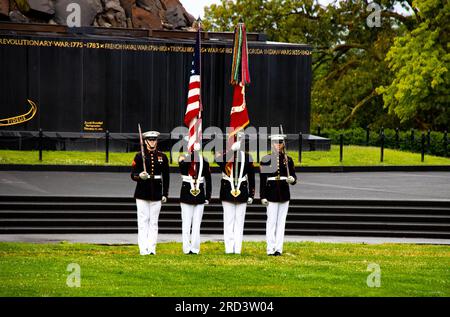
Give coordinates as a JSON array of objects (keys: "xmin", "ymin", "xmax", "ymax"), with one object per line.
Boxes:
[
  {"xmin": 228, "ymin": 22, "xmax": 251, "ymax": 142},
  {"xmin": 225, "ymin": 22, "xmax": 251, "ymax": 183}
]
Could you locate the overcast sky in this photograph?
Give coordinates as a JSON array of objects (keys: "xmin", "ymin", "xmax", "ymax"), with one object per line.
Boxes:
[
  {"xmin": 179, "ymin": 0, "xmax": 410, "ymax": 18},
  {"xmin": 180, "ymin": 0, "xmax": 336, "ymax": 18},
  {"xmin": 178, "ymin": 0, "xmax": 217, "ymax": 19}
]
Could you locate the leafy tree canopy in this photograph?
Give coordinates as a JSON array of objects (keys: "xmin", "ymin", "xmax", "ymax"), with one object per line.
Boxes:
[
  {"xmin": 377, "ymin": 0, "xmax": 450, "ymax": 130},
  {"xmin": 204, "ymin": 0, "xmax": 448, "ymax": 131}
]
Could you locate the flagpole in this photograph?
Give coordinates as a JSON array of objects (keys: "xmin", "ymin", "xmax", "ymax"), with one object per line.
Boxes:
[
  {"xmin": 183, "ymin": 17, "xmax": 203, "ymax": 197},
  {"xmin": 198, "ymin": 17, "xmax": 202, "ymax": 113},
  {"xmin": 234, "ymin": 133, "xmax": 239, "ymax": 186},
  {"xmin": 198, "ymin": 18, "xmax": 202, "ymax": 121},
  {"xmin": 228, "ymin": 19, "xmax": 250, "ymax": 197},
  {"xmin": 196, "ymin": 17, "xmax": 202, "ymax": 181}
]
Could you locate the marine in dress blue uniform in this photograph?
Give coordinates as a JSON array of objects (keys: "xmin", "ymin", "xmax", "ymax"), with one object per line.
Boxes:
[
  {"xmin": 259, "ymin": 134, "xmax": 297, "ymax": 256},
  {"xmin": 178, "ymin": 143, "xmax": 212, "ymax": 254},
  {"xmin": 131, "ymin": 131, "xmax": 169, "ymax": 255},
  {"xmin": 215, "ymin": 135, "xmax": 255, "ymax": 254}
]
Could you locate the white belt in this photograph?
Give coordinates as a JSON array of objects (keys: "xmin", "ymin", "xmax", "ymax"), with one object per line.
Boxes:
[
  {"xmin": 182, "ymin": 175, "xmax": 204, "ymax": 183},
  {"xmin": 222, "ymin": 173, "xmax": 247, "ymax": 183},
  {"xmin": 267, "ymin": 176, "xmax": 287, "ymax": 181},
  {"xmin": 148, "ymin": 175, "xmax": 162, "ymax": 179}
]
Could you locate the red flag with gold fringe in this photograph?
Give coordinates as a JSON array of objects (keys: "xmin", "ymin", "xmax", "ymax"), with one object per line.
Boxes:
[
  {"xmin": 225, "ymin": 22, "xmax": 251, "ymax": 175},
  {"xmin": 228, "ymin": 22, "xmax": 251, "ymax": 141}
]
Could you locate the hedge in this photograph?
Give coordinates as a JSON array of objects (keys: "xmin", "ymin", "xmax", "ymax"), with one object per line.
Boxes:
[{"xmin": 319, "ymin": 128, "xmax": 449, "ymax": 157}]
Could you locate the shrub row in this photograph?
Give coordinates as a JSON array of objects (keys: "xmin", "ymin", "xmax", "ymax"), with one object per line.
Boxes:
[{"xmin": 319, "ymin": 128, "xmax": 449, "ymax": 157}]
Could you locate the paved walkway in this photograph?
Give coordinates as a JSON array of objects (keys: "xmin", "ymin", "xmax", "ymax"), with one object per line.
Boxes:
[
  {"xmin": 1, "ymin": 234, "xmax": 449, "ymax": 245},
  {"xmin": 1, "ymin": 171, "xmax": 450, "ymax": 200},
  {"xmin": 1, "ymin": 171, "xmax": 449, "ymax": 245}
]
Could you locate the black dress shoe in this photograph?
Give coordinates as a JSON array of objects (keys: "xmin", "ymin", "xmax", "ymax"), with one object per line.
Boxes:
[
  {"xmin": 268, "ymin": 253, "xmax": 275, "ymax": 256},
  {"xmin": 188, "ymin": 251, "xmax": 194, "ymax": 254},
  {"xmin": 274, "ymin": 251, "xmax": 281, "ymax": 256}
]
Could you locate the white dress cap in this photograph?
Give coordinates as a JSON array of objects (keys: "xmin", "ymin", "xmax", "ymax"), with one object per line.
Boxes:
[
  {"xmin": 269, "ymin": 134, "xmax": 287, "ymax": 141},
  {"xmin": 143, "ymin": 131, "xmax": 160, "ymax": 139}
]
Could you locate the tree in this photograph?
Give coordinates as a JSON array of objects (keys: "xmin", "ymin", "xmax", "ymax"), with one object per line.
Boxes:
[
  {"xmin": 204, "ymin": 0, "xmax": 338, "ymax": 55},
  {"xmin": 204, "ymin": 0, "xmax": 420, "ymax": 130},
  {"xmin": 376, "ymin": 0, "xmax": 450, "ymax": 130},
  {"xmin": 311, "ymin": 0, "xmax": 421, "ymax": 129}
]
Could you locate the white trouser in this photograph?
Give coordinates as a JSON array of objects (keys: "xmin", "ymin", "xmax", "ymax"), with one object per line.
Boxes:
[
  {"xmin": 180, "ymin": 203, "xmax": 204, "ymax": 254},
  {"xmin": 136, "ymin": 199, "xmax": 162, "ymax": 255},
  {"xmin": 222, "ymin": 201, "xmax": 247, "ymax": 254},
  {"xmin": 266, "ymin": 201, "xmax": 290, "ymax": 255}
]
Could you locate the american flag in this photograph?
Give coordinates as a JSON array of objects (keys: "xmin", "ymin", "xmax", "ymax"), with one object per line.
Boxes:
[{"xmin": 184, "ymin": 27, "xmax": 202, "ymax": 153}]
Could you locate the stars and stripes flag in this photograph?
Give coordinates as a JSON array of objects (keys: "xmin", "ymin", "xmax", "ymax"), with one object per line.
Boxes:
[{"xmin": 184, "ymin": 26, "xmax": 202, "ymax": 153}]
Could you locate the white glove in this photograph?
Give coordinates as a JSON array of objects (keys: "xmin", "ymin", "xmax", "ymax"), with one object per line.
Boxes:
[
  {"xmin": 139, "ymin": 171, "xmax": 149, "ymax": 180},
  {"xmin": 231, "ymin": 141, "xmax": 241, "ymax": 152},
  {"xmin": 247, "ymin": 197, "xmax": 253, "ymax": 205},
  {"xmin": 161, "ymin": 196, "xmax": 167, "ymax": 203},
  {"xmin": 261, "ymin": 198, "xmax": 269, "ymax": 206},
  {"xmin": 193, "ymin": 142, "xmax": 201, "ymax": 151},
  {"xmin": 286, "ymin": 176, "xmax": 295, "ymax": 184},
  {"xmin": 204, "ymin": 200, "xmax": 209, "ymax": 205}
]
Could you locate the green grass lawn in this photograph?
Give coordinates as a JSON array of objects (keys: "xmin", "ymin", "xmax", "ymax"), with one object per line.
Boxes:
[
  {"xmin": 0, "ymin": 242, "xmax": 449, "ymax": 297},
  {"xmin": 1, "ymin": 146, "xmax": 449, "ymax": 166},
  {"xmin": 296, "ymin": 146, "xmax": 450, "ymax": 166}
]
